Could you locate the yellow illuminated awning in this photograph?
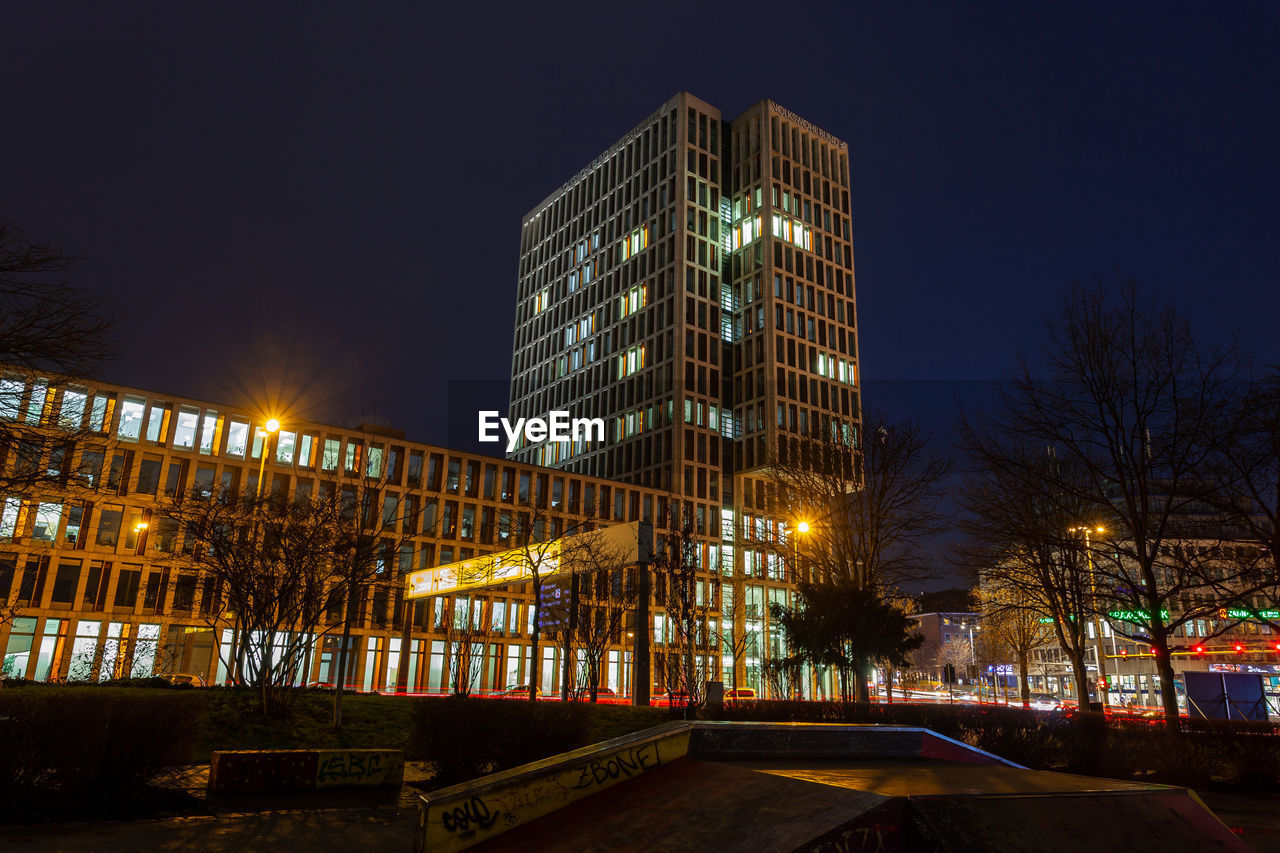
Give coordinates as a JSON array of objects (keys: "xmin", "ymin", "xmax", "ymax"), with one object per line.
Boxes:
[{"xmin": 404, "ymin": 521, "xmax": 651, "ymax": 599}]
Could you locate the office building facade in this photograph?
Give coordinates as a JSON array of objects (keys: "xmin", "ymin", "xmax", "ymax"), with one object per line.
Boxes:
[
  {"xmin": 0, "ymin": 372, "xmax": 689, "ymax": 696},
  {"xmin": 509, "ymin": 93, "xmax": 862, "ymax": 691}
]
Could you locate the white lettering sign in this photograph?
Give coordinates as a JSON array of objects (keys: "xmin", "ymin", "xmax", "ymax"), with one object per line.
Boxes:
[{"xmin": 478, "ymin": 411, "xmax": 606, "ymax": 453}]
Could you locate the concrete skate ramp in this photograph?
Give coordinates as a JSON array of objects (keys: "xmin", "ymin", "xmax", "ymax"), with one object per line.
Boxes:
[{"xmin": 415, "ymin": 722, "xmax": 1245, "ymax": 853}]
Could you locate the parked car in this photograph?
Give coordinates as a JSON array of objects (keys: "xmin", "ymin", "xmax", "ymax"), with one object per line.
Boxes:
[
  {"xmin": 495, "ymin": 684, "xmax": 541, "ymax": 698},
  {"xmin": 164, "ymin": 673, "xmax": 207, "ymax": 687},
  {"xmin": 1028, "ymin": 692, "xmax": 1063, "ymax": 711}
]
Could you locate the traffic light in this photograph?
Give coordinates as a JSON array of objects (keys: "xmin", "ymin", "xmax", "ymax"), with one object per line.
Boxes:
[
  {"xmin": 1235, "ymin": 643, "xmax": 1244, "ymax": 654},
  {"xmin": 1195, "ymin": 645, "xmax": 1205, "ymax": 655}
]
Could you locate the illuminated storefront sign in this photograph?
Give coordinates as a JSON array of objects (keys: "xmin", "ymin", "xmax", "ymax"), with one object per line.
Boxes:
[{"xmin": 404, "ymin": 521, "xmax": 650, "ymax": 600}]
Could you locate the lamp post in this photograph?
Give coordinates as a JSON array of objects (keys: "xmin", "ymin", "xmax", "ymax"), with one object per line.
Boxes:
[
  {"xmin": 792, "ymin": 519, "xmax": 810, "ymax": 583},
  {"xmin": 1071, "ymin": 524, "xmax": 1108, "ymax": 709},
  {"xmin": 961, "ymin": 621, "xmax": 978, "ymax": 696},
  {"xmin": 256, "ymin": 418, "xmax": 281, "ymax": 499},
  {"xmin": 785, "ymin": 519, "xmax": 811, "ymax": 700},
  {"xmin": 231, "ymin": 417, "xmax": 280, "ymax": 685}
]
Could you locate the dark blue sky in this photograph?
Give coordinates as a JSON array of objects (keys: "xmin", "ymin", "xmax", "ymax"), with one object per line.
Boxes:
[{"xmin": 3, "ymin": 2, "xmax": 1277, "ymax": 447}]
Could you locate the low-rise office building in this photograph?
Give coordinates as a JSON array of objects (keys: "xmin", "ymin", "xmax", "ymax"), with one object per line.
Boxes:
[{"xmin": 0, "ymin": 370, "xmax": 736, "ymax": 697}]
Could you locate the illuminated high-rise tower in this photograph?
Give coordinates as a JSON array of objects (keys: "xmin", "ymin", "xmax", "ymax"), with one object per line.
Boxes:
[{"xmin": 509, "ymin": 93, "xmax": 861, "ymax": 543}]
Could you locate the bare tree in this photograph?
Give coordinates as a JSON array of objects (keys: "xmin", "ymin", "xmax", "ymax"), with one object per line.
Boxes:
[
  {"xmin": 552, "ymin": 532, "xmax": 636, "ymax": 703},
  {"xmin": 439, "ymin": 593, "xmax": 492, "ymax": 696},
  {"xmin": 768, "ymin": 412, "xmax": 952, "ymax": 592},
  {"xmin": 977, "ymin": 582, "xmax": 1053, "ymax": 707},
  {"xmin": 164, "ymin": 486, "xmax": 352, "ymax": 715},
  {"xmin": 959, "ymin": 440, "xmax": 1108, "ymax": 711},
  {"xmin": 651, "ymin": 503, "xmax": 712, "ymax": 713},
  {"xmin": 1, "ymin": 218, "xmax": 115, "ymax": 497},
  {"xmin": 961, "ymin": 281, "xmax": 1243, "ymax": 728},
  {"xmin": 1210, "ymin": 371, "xmax": 1280, "ymax": 634}
]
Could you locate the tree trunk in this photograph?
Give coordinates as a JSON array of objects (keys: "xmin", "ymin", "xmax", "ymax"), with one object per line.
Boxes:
[
  {"xmin": 1018, "ymin": 649, "xmax": 1031, "ymax": 708},
  {"xmin": 1152, "ymin": 636, "xmax": 1181, "ymax": 732},
  {"xmin": 529, "ymin": 621, "xmax": 541, "ymax": 702},
  {"xmin": 331, "ymin": 580, "xmax": 357, "ymax": 730},
  {"xmin": 885, "ymin": 666, "xmax": 894, "ymax": 704},
  {"xmin": 1070, "ymin": 649, "xmax": 1092, "ymax": 712},
  {"xmin": 854, "ymin": 657, "xmax": 871, "ymax": 705}
]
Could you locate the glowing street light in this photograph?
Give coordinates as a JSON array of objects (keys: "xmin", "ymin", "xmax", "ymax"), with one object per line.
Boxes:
[{"xmin": 256, "ymin": 417, "xmax": 281, "ymax": 499}]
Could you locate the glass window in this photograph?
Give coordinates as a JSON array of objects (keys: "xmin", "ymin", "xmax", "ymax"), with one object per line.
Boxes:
[
  {"xmin": 60, "ymin": 389, "xmax": 88, "ymax": 429},
  {"xmin": 0, "ymin": 376, "xmax": 22, "ymax": 420},
  {"xmin": 117, "ymin": 396, "xmax": 145, "ymax": 441},
  {"xmin": 194, "ymin": 465, "xmax": 216, "ymax": 497},
  {"xmin": 163, "ymin": 461, "xmax": 184, "ymax": 497},
  {"xmin": 77, "ymin": 449, "xmax": 104, "ymax": 487},
  {"xmin": 25, "ymin": 381, "xmax": 48, "ymax": 424},
  {"xmin": 173, "ymin": 407, "xmax": 199, "ymax": 448},
  {"xmin": 89, "ymin": 395, "xmax": 108, "ymax": 432},
  {"xmin": 366, "ymin": 444, "xmax": 384, "ymax": 478},
  {"xmin": 50, "ymin": 559, "xmax": 82, "ymax": 604},
  {"xmin": 298, "ymin": 434, "xmax": 315, "ymax": 468},
  {"xmin": 321, "ymin": 439, "xmax": 340, "ymax": 471},
  {"xmin": 199, "ymin": 411, "xmax": 219, "ymax": 454},
  {"xmin": 144, "ymin": 403, "xmax": 167, "ymax": 442},
  {"xmin": 96, "ymin": 506, "xmax": 123, "ymax": 547},
  {"xmin": 276, "ymin": 431, "xmax": 297, "ymax": 465},
  {"xmin": 32, "ymin": 503, "xmax": 62, "ymax": 541},
  {"xmin": 225, "ymin": 420, "xmax": 249, "ymax": 458},
  {"xmin": 0, "ymin": 497, "xmax": 21, "ymax": 538},
  {"xmin": 113, "ymin": 568, "xmax": 141, "ymax": 608},
  {"xmin": 136, "ymin": 455, "xmax": 162, "ymax": 495}
]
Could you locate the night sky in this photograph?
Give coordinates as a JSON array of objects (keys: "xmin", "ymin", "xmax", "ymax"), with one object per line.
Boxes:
[{"xmin": 4, "ymin": 3, "xmax": 1277, "ymax": 452}]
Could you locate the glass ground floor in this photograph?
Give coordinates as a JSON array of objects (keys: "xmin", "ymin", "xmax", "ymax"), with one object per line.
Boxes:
[{"xmin": 0, "ymin": 615, "xmax": 843, "ymax": 701}]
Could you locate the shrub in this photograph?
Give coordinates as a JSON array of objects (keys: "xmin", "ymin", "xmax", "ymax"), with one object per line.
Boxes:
[
  {"xmin": 0, "ymin": 688, "xmax": 202, "ymax": 820},
  {"xmin": 410, "ymin": 696, "xmax": 591, "ymax": 788}
]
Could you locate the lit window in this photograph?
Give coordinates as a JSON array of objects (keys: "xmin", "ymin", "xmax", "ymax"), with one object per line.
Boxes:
[
  {"xmin": 276, "ymin": 431, "xmax": 297, "ymax": 465},
  {"xmin": 321, "ymin": 439, "xmax": 340, "ymax": 472},
  {"xmin": 366, "ymin": 444, "xmax": 384, "ymax": 478},
  {"xmin": 225, "ymin": 421, "xmax": 249, "ymax": 458},
  {"xmin": 116, "ymin": 396, "xmax": 145, "ymax": 442},
  {"xmin": 32, "ymin": 502, "xmax": 62, "ymax": 541},
  {"xmin": 199, "ymin": 412, "xmax": 219, "ymax": 455},
  {"xmin": 25, "ymin": 381, "xmax": 48, "ymax": 424},
  {"xmin": 534, "ymin": 289, "xmax": 551, "ymax": 314},
  {"xmin": 616, "ymin": 345, "xmax": 647, "ymax": 379},
  {"xmin": 0, "ymin": 497, "xmax": 20, "ymax": 538},
  {"xmin": 59, "ymin": 389, "xmax": 87, "ymax": 429},
  {"xmin": 618, "ymin": 285, "xmax": 647, "ymax": 318},
  {"xmin": 173, "ymin": 407, "xmax": 199, "ymax": 449},
  {"xmin": 144, "ymin": 403, "xmax": 167, "ymax": 442},
  {"xmin": 0, "ymin": 376, "xmax": 22, "ymax": 420},
  {"xmin": 619, "ymin": 225, "xmax": 650, "ymax": 261}
]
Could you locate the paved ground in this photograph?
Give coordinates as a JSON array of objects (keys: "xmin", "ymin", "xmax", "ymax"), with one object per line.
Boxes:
[{"xmin": 1, "ymin": 763, "xmax": 1277, "ymax": 852}]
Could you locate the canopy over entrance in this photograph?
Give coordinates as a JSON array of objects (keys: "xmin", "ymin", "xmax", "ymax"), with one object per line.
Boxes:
[{"xmin": 403, "ymin": 520, "xmax": 652, "ymax": 600}]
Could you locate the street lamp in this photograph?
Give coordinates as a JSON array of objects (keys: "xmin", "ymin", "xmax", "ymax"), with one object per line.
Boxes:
[
  {"xmin": 961, "ymin": 621, "xmax": 979, "ymax": 695},
  {"xmin": 1070, "ymin": 524, "xmax": 1108, "ymax": 709},
  {"xmin": 256, "ymin": 418, "xmax": 281, "ymax": 499},
  {"xmin": 791, "ymin": 519, "xmax": 811, "ymax": 583}
]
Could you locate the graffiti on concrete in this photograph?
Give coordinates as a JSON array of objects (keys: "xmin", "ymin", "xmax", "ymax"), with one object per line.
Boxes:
[
  {"xmin": 314, "ymin": 750, "xmax": 403, "ymax": 788},
  {"xmin": 571, "ymin": 742, "xmax": 661, "ymax": 790},
  {"xmin": 441, "ymin": 796, "xmax": 499, "ymax": 837}
]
